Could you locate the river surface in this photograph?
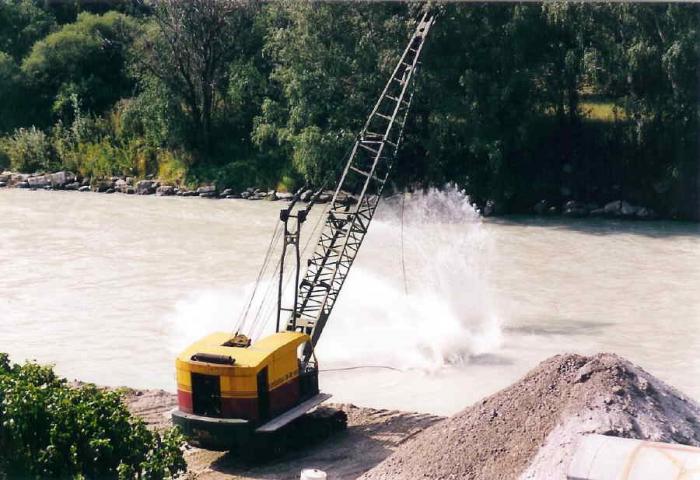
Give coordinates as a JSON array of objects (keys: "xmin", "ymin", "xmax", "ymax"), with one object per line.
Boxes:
[{"xmin": 1, "ymin": 187, "xmax": 699, "ymax": 415}]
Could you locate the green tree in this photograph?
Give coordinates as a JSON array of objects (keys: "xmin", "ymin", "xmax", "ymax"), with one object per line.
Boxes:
[
  {"xmin": 0, "ymin": 51, "xmax": 22, "ymax": 133},
  {"xmin": 21, "ymin": 11, "xmax": 140, "ymax": 124},
  {"xmin": 0, "ymin": 0, "xmax": 56, "ymax": 61},
  {"xmin": 253, "ymin": 1, "xmax": 410, "ymax": 184},
  {"xmin": 133, "ymin": 0, "xmax": 259, "ymax": 153}
]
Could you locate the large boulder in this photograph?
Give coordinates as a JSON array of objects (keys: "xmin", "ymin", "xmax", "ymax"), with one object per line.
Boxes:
[
  {"xmin": 78, "ymin": 185, "xmax": 90, "ymax": 192},
  {"xmin": 197, "ymin": 185, "xmax": 217, "ymax": 198},
  {"xmin": 93, "ymin": 180, "xmax": 113, "ymax": 193},
  {"xmin": 335, "ymin": 192, "xmax": 359, "ymax": 206},
  {"xmin": 136, "ymin": 180, "xmax": 156, "ymax": 195},
  {"xmin": 11, "ymin": 173, "xmax": 29, "ymax": 184},
  {"xmin": 603, "ymin": 200, "xmax": 622, "ymax": 215},
  {"xmin": 114, "ymin": 178, "xmax": 129, "ymax": 193},
  {"xmin": 620, "ymin": 202, "xmax": 640, "ymax": 217},
  {"xmin": 636, "ymin": 207, "xmax": 657, "ymax": 220},
  {"xmin": 50, "ymin": 171, "xmax": 75, "ymax": 188},
  {"xmin": 219, "ymin": 188, "xmax": 233, "ymax": 198},
  {"xmin": 0, "ymin": 171, "xmax": 11, "ymax": 183},
  {"xmin": 156, "ymin": 185, "xmax": 175, "ymax": 196},
  {"xmin": 276, "ymin": 192, "xmax": 294, "ymax": 201},
  {"xmin": 316, "ymin": 191, "xmax": 333, "ymax": 204},
  {"xmin": 27, "ymin": 175, "xmax": 50, "ymax": 189},
  {"xmin": 563, "ymin": 200, "xmax": 589, "ymax": 218},
  {"xmin": 300, "ymin": 189, "xmax": 313, "ymax": 202},
  {"xmin": 64, "ymin": 182, "xmax": 80, "ymax": 191}
]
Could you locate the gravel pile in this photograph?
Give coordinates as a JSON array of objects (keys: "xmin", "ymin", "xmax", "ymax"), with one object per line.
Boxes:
[{"xmin": 360, "ymin": 353, "xmax": 700, "ymax": 480}]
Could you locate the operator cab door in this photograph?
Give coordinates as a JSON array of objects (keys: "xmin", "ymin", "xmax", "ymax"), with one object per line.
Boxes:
[
  {"xmin": 257, "ymin": 367, "xmax": 270, "ymax": 422},
  {"xmin": 192, "ymin": 373, "xmax": 221, "ymax": 417}
]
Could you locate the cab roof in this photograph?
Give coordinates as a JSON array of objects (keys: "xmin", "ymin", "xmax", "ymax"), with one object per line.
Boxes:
[{"xmin": 178, "ymin": 331, "xmax": 309, "ymax": 368}]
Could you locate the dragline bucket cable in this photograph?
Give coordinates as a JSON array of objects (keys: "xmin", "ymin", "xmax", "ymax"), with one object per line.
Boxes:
[{"xmin": 283, "ymin": 12, "xmax": 435, "ymax": 363}]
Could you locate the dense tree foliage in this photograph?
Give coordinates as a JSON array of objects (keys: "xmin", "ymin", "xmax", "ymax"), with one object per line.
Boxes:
[
  {"xmin": 0, "ymin": 1, "xmax": 697, "ymax": 218},
  {"xmin": 253, "ymin": 2, "xmax": 411, "ymax": 185},
  {"xmin": 22, "ymin": 11, "xmax": 139, "ymax": 123},
  {"xmin": 0, "ymin": 354, "xmax": 186, "ymax": 479}
]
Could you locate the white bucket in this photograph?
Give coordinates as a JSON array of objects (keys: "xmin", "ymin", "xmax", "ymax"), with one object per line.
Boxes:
[{"xmin": 300, "ymin": 468, "xmax": 327, "ymax": 480}]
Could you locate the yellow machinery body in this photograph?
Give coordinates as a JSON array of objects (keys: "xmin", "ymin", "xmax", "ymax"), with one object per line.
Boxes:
[{"xmin": 171, "ymin": 331, "xmax": 319, "ymax": 448}]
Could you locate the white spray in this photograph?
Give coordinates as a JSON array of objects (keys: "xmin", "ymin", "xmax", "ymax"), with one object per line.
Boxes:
[
  {"xmin": 316, "ymin": 185, "xmax": 502, "ymax": 369},
  {"xmin": 167, "ymin": 185, "xmax": 502, "ymax": 371}
]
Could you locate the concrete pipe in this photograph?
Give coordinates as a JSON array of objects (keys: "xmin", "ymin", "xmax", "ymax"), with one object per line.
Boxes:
[{"xmin": 568, "ymin": 434, "xmax": 700, "ymax": 480}]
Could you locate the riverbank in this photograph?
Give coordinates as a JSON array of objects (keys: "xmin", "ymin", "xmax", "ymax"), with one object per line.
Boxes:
[
  {"xmin": 121, "ymin": 353, "xmax": 700, "ymax": 479},
  {"xmin": 1, "ymin": 169, "xmax": 677, "ymax": 222},
  {"xmin": 0, "ymin": 170, "xmax": 332, "ymax": 202}
]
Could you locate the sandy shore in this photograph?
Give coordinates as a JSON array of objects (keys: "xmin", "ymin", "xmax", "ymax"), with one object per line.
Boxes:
[{"xmin": 120, "ymin": 388, "xmax": 442, "ymax": 479}]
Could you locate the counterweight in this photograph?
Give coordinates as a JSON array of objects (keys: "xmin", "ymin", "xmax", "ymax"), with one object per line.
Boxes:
[{"xmin": 285, "ymin": 13, "xmax": 435, "ymax": 361}]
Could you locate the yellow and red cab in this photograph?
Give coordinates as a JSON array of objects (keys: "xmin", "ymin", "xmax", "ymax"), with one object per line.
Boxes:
[{"xmin": 172, "ymin": 331, "xmax": 319, "ymax": 448}]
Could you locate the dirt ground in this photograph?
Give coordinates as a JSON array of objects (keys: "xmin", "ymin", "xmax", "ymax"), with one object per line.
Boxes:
[
  {"xmin": 120, "ymin": 388, "xmax": 442, "ymax": 480},
  {"xmin": 360, "ymin": 353, "xmax": 700, "ymax": 480},
  {"xmin": 121, "ymin": 353, "xmax": 700, "ymax": 479}
]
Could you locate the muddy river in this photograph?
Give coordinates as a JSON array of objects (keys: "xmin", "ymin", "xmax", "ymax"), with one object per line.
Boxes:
[{"xmin": 1, "ymin": 187, "xmax": 698, "ymax": 415}]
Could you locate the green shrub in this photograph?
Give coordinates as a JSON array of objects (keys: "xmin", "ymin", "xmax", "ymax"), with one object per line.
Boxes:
[
  {"xmin": 156, "ymin": 149, "xmax": 192, "ymax": 186},
  {"xmin": 0, "ymin": 354, "xmax": 186, "ymax": 479},
  {"xmin": 3, "ymin": 126, "xmax": 54, "ymax": 172},
  {"xmin": 197, "ymin": 159, "xmax": 258, "ymax": 192},
  {"xmin": 0, "ymin": 140, "xmax": 9, "ymax": 170}
]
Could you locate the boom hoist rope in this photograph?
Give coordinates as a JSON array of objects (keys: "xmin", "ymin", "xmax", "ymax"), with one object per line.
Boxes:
[
  {"xmin": 246, "ymin": 137, "xmax": 360, "ymax": 340},
  {"xmin": 233, "ymin": 220, "xmax": 283, "ymax": 335},
  {"xmin": 236, "ymin": 145, "xmax": 351, "ymax": 340}
]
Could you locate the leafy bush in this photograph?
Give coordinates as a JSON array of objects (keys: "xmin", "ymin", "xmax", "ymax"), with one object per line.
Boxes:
[
  {"xmin": 50, "ymin": 95, "xmax": 155, "ymax": 180},
  {"xmin": 3, "ymin": 126, "xmax": 54, "ymax": 172},
  {"xmin": 0, "ymin": 354, "xmax": 186, "ymax": 479},
  {"xmin": 156, "ymin": 149, "xmax": 192, "ymax": 186}
]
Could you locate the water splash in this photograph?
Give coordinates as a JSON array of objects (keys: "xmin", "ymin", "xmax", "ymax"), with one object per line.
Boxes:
[
  {"xmin": 166, "ymin": 185, "xmax": 502, "ymax": 370},
  {"xmin": 167, "ymin": 288, "xmax": 247, "ymax": 354},
  {"xmin": 316, "ymin": 185, "xmax": 502, "ymax": 369}
]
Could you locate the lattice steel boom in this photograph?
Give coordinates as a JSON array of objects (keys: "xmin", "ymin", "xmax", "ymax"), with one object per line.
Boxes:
[{"xmin": 285, "ymin": 13, "xmax": 435, "ymax": 360}]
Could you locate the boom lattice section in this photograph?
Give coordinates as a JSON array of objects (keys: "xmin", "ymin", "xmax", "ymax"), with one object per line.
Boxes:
[{"xmin": 286, "ymin": 13, "xmax": 435, "ymax": 359}]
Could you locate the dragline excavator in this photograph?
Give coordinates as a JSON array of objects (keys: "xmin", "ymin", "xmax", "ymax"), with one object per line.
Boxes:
[{"xmin": 172, "ymin": 12, "xmax": 435, "ymax": 450}]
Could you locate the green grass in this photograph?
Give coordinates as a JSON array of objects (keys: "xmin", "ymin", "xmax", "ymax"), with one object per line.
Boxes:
[{"xmin": 579, "ymin": 101, "xmax": 626, "ymax": 122}]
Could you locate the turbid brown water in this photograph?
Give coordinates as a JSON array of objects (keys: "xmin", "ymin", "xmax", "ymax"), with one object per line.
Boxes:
[{"xmin": 1, "ymin": 187, "xmax": 699, "ymax": 415}]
